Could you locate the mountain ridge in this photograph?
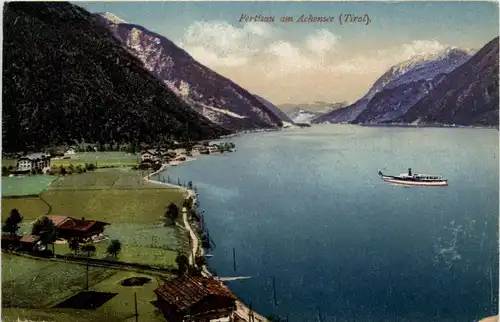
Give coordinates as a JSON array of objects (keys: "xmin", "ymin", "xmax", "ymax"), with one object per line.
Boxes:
[
  {"xmin": 2, "ymin": 2, "xmax": 228, "ymax": 152},
  {"xmin": 94, "ymin": 13, "xmax": 284, "ymax": 132},
  {"xmin": 312, "ymin": 46, "xmax": 476, "ymax": 124},
  {"xmin": 393, "ymin": 36, "xmax": 499, "ymax": 126}
]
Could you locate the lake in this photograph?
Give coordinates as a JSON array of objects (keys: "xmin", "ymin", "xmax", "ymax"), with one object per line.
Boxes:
[{"xmin": 155, "ymin": 125, "xmax": 499, "ymax": 322}]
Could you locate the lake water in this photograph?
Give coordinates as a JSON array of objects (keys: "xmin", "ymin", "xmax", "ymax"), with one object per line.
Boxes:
[{"xmin": 155, "ymin": 125, "xmax": 499, "ymax": 322}]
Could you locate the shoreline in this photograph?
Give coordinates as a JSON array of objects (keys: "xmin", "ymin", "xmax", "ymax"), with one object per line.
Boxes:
[
  {"xmin": 144, "ymin": 155, "xmax": 269, "ymax": 322},
  {"xmin": 312, "ymin": 122, "xmax": 499, "ymax": 130}
]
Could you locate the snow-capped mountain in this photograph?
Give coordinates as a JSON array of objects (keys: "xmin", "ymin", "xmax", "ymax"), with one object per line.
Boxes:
[
  {"xmin": 287, "ymin": 109, "xmax": 321, "ymax": 124},
  {"xmin": 280, "ymin": 101, "xmax": 348, "ymax": 123},
  {"xmin": 394, "ymin": 37, "xmax": 498, "ymax": 126},
  {"xmin": 94, "ymin": 12, "xmax": 283, "ymax": 132},
  {"xmin": 313, "ymin": 47, "xmax": 474, "ymax": 124}
]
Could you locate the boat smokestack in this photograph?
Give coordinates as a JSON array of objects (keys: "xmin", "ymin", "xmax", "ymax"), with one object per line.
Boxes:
[{"xmin": 408, "ymin": 168, "xmax": 412, "ymax": 176}]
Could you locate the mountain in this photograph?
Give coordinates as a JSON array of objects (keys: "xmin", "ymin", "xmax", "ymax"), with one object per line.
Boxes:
[
  {"xmin": 279, "ymin": 101, "xmax": 348, "ymax": 124},
  {"xmin": 283, "ymin": 109, "xmax": 323, "ymax": 124},
  {"xmin": 394, "ymin": 37, "xmax": 499, "ymax": 126},
  {"xmin": 279, "ymin": 101, "xmax": 348, "ymax": 114},
  {"xmin": 2, "ymin": 2, "xmax": 228, "ymax": 152},
  {"xmin": 253, "ymin": 95, "xmax": 294, "ymax": 124},
  {"xmin": 94, "ymin": 13, "xmax": 283, "ymax": 132},
  {"xmin": 313, "ymin": 48, "xmax": 474, "ymax": 124}
]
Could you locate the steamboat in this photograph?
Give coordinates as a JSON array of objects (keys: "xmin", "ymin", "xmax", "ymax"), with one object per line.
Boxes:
[{"xmin": 378, "ymin": 168, "xmax": 448, "ymax": 187}]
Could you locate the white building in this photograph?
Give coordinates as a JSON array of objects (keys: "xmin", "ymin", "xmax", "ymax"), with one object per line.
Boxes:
[
  {"xmin": 17, "ymin": 153, "xmax": 51, "ymax": 172},
  {"xmin": 140, "ymin": 150, "xmax": 160, "ymax": 162},
  {"xmin": 65, "ymin": 146, "xmax": 76, "ymax": 155}
]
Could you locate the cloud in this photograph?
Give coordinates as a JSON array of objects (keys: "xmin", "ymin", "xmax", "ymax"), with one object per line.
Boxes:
[
  {"xmin": 265, "ymin": 41, "xmax": 312, "ymax": 75},
  {"xmin": 400, "ymin": 40, "xmax": 446, "ymax": 58},
  {"xmin": 179, "ymin": 20, "xmax": 276, "ymax": 67},
  {"xmin": 330, "ymin": 39, "xmax": 448, "ymax": 75},
  {"xmin": 179, "ymin": 20, "xmax": 340, "ymax": 73},
  {"xmin": 263, "ymin": 30, "xmax": 339, "ymax": 77},
  {"xmin": 177, "ymin": 20, "xmax": 451, "ymax": 102},
  {"xmin": 305, "ymin": 29, "xmax": 339, "ymax": 56}
]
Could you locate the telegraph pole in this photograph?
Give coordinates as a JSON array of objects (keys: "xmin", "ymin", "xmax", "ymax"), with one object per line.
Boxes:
[
  {"xmin": 134, "ymin": 292, "xmax": 138, "ymax": 322},
  {"xmin": 272, "ymin": 276, "xmax": 277, "ymax": 306},
  {"xmin": 86, "ymin": 261, "xmax": 89, "ymax": 290},
  {"xmin": 232, "ymin": 248, "xmax": 236, "ymax": 272}
]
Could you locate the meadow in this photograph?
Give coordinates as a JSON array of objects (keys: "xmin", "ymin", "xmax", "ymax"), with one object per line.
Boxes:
[
  {"xmin": 1, "ymin": 166, "xmax": 188, "ymax": 321},
  {"xmin": 48, "ymin": 167, "xmax": 167, "ymax": 190},
  {"xmin": 1, "ymin": 255, "xmax": 168, "ymax": 322},
  {"xmin": 2, "ymin": 254, "xmax": 117, "ymax": 308},
  {"xmin": 2, "ymin": 168, "xmax": 189, "ymax": 268},
  {"xmin": 51, "ymin": 152, "xmax": 140, "ymax": 167},
  {"xmin": 1, "ymin": 175, "xmax": 58, "ymax": 196}
]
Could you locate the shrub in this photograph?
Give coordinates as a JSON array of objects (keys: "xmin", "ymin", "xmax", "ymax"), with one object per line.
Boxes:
[{"xmin": 195, "ymin": 255, "xmax": 206, "ymax": 267}]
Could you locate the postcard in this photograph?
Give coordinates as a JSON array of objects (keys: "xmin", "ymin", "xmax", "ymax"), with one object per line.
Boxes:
[{"xmin": 1, "ymin": 1, "xmax": 498, "ymax": 321}]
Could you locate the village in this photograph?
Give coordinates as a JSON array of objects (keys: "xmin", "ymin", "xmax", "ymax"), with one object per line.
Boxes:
[{"xmin": 1, "ymin": 140, "xmax": 270, "ymax": 322}]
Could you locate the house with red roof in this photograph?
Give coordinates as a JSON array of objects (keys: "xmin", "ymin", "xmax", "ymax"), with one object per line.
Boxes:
[{"xmin": 48, "ymin": 216, "xmax": 109, "ymax": 241}]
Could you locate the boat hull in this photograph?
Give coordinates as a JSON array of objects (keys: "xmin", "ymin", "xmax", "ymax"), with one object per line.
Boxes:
[{"xmin": 383, "ymin": 177, "xmax": 448, "ymax": 187}]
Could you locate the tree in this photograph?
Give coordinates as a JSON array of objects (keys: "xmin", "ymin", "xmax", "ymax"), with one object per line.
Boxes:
[
  {"xmin": 68, "ymin": 238, "xmax": 80, "ymax": 255},
  {"xmin": 188, "ymin": 265, "xmax": 202, "ymax": 277},
  {"xmin": 107, "ymin": 239, "xmax": 122, "ymax": 258},
  {"xmin": 164, "ymin": 203, "xmax": 179, "ymax": 226},
  {"xmin": 31, "ymin": 216, "xmax": 57, "ymax": 252},
  {"xmin": 175, "ymin": 253, "xmax": 189, "ymax": 275},
  {"xmin": 3, "ymin": 208, "xmax": 23, "ymax": 235},
  {"xmin": 183, "ymin": 197, "xmax": 194, "ymax": 210},
  {"xmin": 81, "ymin": 243, "xmax": 96, "ymax": 257}
]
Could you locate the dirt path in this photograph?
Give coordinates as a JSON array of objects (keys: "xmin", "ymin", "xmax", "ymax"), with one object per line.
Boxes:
[{"xmin": 145, "ymin": 164, "xmax": 268, "ymax": 322}]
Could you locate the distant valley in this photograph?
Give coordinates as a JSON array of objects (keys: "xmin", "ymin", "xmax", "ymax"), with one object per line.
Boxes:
[{"xmin": 279, "ymin": 101, "xmax": 349, "ymax": 124}]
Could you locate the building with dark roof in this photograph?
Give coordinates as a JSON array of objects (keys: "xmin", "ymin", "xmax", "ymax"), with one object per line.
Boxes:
[
  {"xmin": 48, "ymin": 216, "xmax": 109, "ymax": 241},
  {"xmin": 1, "ymin": 234, "xmax": 21, "ymax": 249},
  {"xmin": 154, "ymin": 276, "xmax": 237, "ymax": 322},
  {"xmin": 19, "ymin": 235, "xmax": 41, "ymax": 251}
]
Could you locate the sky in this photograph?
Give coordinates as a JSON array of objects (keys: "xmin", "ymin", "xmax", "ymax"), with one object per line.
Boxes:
[{"xmin": 79, "ymin": 1, "xmax": 499, "ymax": 105}]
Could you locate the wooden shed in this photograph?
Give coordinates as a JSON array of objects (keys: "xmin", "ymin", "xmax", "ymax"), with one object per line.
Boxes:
[{"xmin": 154, "ymin": 276, "xmax": 237, "ymax": 322}]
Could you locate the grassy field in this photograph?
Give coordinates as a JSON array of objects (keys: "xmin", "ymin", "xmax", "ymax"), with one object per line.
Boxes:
[
  {"xmin": 2, "ymin": 158, "xmax": 17, "ymax": 168},
  {"xmin": 1, "ymin": 197, "xmax": 50, "ymax": 220},
  {"xmin": 2, "ymin": 254, "xmax": 169, "ymax": 322},
  {"xmin": 2, "ymin": 168, "xmax": 189, "ymax": 268},
  {"xmin": 49, "ymin": 168, "xmax": 167, "ymax": 190},
  {"xmin": 2, "ymin": 175, "xmax": 58, "ymax": 196},
  {"xmin": 51, "ymin": 152, "xmax": 140, "ymax": 167},
  {"xmin": 2, "ymin": 254, "xmax": 117, "ymax": 308}
]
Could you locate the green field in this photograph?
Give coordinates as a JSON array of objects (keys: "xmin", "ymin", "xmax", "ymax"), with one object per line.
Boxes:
[
  {"xmin": 2, "ymin": 168, "xmax": 189, "ymax": 268},
  {"xmin": 2, "ymin": 175, "xmax": 58, "ymax": 196},
  {"xmin": 2, "ymin": 158, "xmax": 17, "ymax": 168},
  {"xmin": 52, "ymin": 152, "xmax": 140, "ymax": 167},
  {"xmin": 49, "ymin": 168, "xmax": 167, "ymax": 190},
  {"xmin": 2, "ymin": 254, "xmax": 117, "ymax": 308},
  {"xmin": 1, "ymin": 254, "xmax": 169, "ymax": 322}
]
